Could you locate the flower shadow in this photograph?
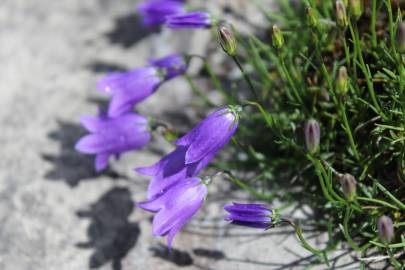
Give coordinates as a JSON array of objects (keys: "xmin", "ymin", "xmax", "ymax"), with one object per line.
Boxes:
[
  {"xmin": 149, "ymin": 243, "xmax": 193, "ymax": 267},
  {"xmin": 76, "ymin": 187, "xmax": 140, "ymax": 270}
]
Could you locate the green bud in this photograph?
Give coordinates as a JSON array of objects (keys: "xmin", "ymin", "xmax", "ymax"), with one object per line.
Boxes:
[
  {"xmin": 336, "ymin": 66, "xmax": 349, "ymax": 96},
  {"xmin": 335, "ymin": 0, "xmax": 348, "ymax": 29},
  {"xmin": 397, "ymin": 22, "xmax": 405, "ymax": 54},
  {"xmin": 306, "ymin": 6, "xmax": 319, "ymax": 30},
  {"xmin": 349, "ymin": 0, "xmax": 363, "ymax": 20},
  {"xmin": 272, "ymin": 25, "xmax": 284, "ymax": 50},
  {"xmin": 339, "ymin": 173, "xmax": 357, "ymax": 201},
  {"xmin": 218, "ymin": 24, "xmax": 237, "ymax": 57}
]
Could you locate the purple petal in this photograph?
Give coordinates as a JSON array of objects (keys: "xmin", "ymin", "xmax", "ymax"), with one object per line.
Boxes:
[
  {"xmin": 166, "ymin": 11, "xmax": 212, "ymax": 29},
  {"xmin": 80, "ymin": 115, "xmax": 106, "ymax": 132},
  {"xmin": 75, "ymin": 134, "xmax": 104, "ymax": 154},
  {"xmin": 138, "ymin": 0, "xmax": 185, "ymax": 26},
  {"xmin": 149, "ymin": 54, "xmax": 187, "ymax": 80},
  {"xmin": 95, "ymin": 153, "xmax": 110, "ymax": 172},
  {"xmin": 230, "ymin": 220, "xmax": 270, "ymax": 229},
  {"xmin": 225, "ymin": 213, "xmax": 271, "ymax": 223}
]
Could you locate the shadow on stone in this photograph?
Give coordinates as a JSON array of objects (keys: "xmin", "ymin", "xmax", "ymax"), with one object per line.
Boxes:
[
  {"xmin": 193, "ymin": 248, "xmax": 225, "ymax": 260},
  {"xmin": 149, "ymin": 243, "xmax": 193, "ymax": 267},
  {"xmin": 87, "ymin": 61, "xmax": 128, "ymax": 74},
  {"xmin": 76, "ymin": 187, "xmax": 139, "ymax": 270},
  {"xmin": 105, "ymin": 13, "xmax": 159, "ymax": 48},
  {"xmin": 42, "ymin": 120, "xmax": 125, "ymax": 187}
]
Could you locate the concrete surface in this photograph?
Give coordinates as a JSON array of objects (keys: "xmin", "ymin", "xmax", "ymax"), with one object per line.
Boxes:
[{"xmin": 0, "ymin": 1, "xmax": 360, "ymax": 269}]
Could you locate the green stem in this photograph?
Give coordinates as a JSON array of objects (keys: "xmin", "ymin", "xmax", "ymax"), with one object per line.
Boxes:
[
  {"xmin": 371, "ymin": 0, "xmax": 377, "ymax": 48},
  {"xmin": 232, "ymin": 55, "xmax": 259, "ymax": 101},
  {"xmin": 384, "ymin": 0, "xmax": 396, "ymax": 53},
  {"xmin": 342, "ymin": 206, "xmax": 361, "ymax": 251},
  {"xmin": 184, "ymin": 74, "xmax": 216, "ymax": 107},
  {"xmin": 339, "ymin": 100, "xmax": 361, "ymax": 161},
  {"xmin": 356, "ymin": 197, "xmax": 400, "ymax": 210},
  {"xmin": 280, "ymin": 56, "xmax": 303, "ymax": 105}
]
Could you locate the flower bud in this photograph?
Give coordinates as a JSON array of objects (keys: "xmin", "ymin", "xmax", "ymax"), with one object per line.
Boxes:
[
  {"xmin": 336, "ymin": 66, "xmax": 349, "ymax": 96},
  {"xmin": 306, "ymin": 6, "xmax": 319, "ymax": 30},
  {"xmin": 272, "ymin": 25, "xmax": 284, "ymax": 50},
  {"xmin": 377, "ymin": 215, "xmax": 394, "ymax": 244},
  {"xmin": 340, "ymin": 173, "xmax": 357, "ymax": 200},
  {"xmin": 304, "ymin": 119, "xmax": 320, "ymax": 154},
  {"xmin": 349, "ymin": 0, "xmax": 363, "ymax": 20},
  {"xmin": 397, "ymin": 21, "xmax": 405, "ymax": 54},
  {"xmin": 218, "ymin": 24, "xmax": 237, "ymax": 56},
  {"xmin": 335, "ymin": 0, "xmax": 348, "ymax": 29}
]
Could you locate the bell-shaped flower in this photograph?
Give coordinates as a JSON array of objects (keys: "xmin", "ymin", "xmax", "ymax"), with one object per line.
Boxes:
[
  {"xmin": 75, "ymin": 112, "xmax": 151, "ymax": 172},
  {"xmin": 97, "ymin": 54, "xmax": 187, "ymax": 117},
  {"xmin": 224, "ymin": 203, "xmax": 273, "ymax": 229},
  {"xmin": 166, "ymin": 11, "xmax": 212, "ymax": 29},
  {"xmin": 137, "ymin": 0, "xmax": 185, "ymax": 26},
  {"xmin": 138, "ymin": 177, "xmax": 207, "ymax": 248},
  {"xmin": 136, "ymin": 107, "xmax": 239, "ymax": 199}
]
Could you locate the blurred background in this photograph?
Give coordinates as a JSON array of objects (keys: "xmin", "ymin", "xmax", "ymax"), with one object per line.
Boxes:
[{"xmin": 0, "ymin": 0, "xmax": 357, "ymax": 269}]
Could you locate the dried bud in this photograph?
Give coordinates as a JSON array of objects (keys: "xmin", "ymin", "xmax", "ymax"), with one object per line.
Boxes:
[
  {"xmin": 349, "ymin": 0, "xmax": 363, "ymax": 20},
  {"xmin": 340, "ymin": 173, "xmax": 357, "ymax": 200},
  {"xmin": 336, "ymin": 66, "xmax": 349, "ymax": 96},
  {"xmin": 377, "ymin": 215, "xmax": 394, "ymax": 244},
  {"xmin": 335, "ymin": 0, "xmax": 348, "ymax": 29},
  {"xmin": 304, "ymin": 119, "xmax": 320, "ymax": 154},
  {"xmin": 218, "ymin": 24, "xmax": 237, "ymax": 57},
  {"xmin": 397, "ymin": 22, "xmax": 405, "ymax": 54},
  {"xmin": 306, "ymin": 6, "xmax": 319, "ymax": 30},
  {"xmin": 272, "ymin": 25, "xmax": 284, "ymax": 50}
]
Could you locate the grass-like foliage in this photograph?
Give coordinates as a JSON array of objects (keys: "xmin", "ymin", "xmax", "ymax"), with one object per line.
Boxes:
[{"xmin": 188, "ymin": 0, "xmax": 405, "ymax": 268}]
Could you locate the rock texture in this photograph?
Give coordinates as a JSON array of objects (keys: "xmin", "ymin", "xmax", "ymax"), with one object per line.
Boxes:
[{"xmin": 0, "ymin": 0, "xmax": 359, "ymax": 269}]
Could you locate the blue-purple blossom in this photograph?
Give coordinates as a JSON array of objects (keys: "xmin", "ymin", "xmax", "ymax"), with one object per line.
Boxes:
[
  {"xmin": 166, "ymin": 11, "xmax": 212, "ymax": 29},
  {"xmin": 137, "ymin": 0, "xmax": 185, "ymax": 26},
  {"xmin": 138, "ymin": 177, "xmax": 207, "ymax": 248},
  {"xmin": 97, "ymin": 54, "xmax": 187, "ymax": 117},
  {"xmin": 136, "ymin": 107, "xmax": 239, "ymax": 199},
  {"xmin": 224, "ymin": 203, "xmax": 273, "ymax": 229},
  {"xmin": 75, "ymin": 112, "xmax": 151, "ymax": 172}
]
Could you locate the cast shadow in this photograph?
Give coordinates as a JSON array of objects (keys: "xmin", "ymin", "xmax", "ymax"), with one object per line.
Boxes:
[
  {"xmin": 76, "ymin": 187, "xmax": 140, "ymax": 270},
  {"xmin": 105, "ymin": 13, "xmax": 159, "ymax": 48},
  {"xmin": 42, "ymin": 120, "xmax": 126, "ymax": 187},
  {"xmin": 149, "ymin": 243, "xmax": 193, "ymax": 267}
]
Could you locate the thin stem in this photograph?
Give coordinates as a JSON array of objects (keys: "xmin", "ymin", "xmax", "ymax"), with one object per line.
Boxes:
[
  {"xmin": 184, "ymin": 74, "xmax": 216, "ymax": 107},
  {"xmin": 232, "ymin": 55, "xmax": 259, "ymax": 100},
  {"xmin": 371, "ymin": 0, "xmax": 377, "ymax": 48},
  {"xmin": 339, "ymin": 100, "xmax": 361, "ymax": 161},
  {"xmin": 279, "ymin": 56, "xmax": 303, "ymax": 105},
  {"xmin": 342, "ymin": 205, "xmax": 361, "ymax": 251}
]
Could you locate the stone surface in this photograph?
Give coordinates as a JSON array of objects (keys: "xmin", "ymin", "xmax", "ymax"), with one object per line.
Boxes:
[{"xmin": 0, "ymin": 1, "xmax": 360, "ymax": 270}]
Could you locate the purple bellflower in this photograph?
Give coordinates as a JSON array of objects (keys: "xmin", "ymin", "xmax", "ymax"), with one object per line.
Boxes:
[
  {"xmin": 166, "ymin": 11, "xmax": 212, "ymax": 29},
  {"xmin": 97, "ymin": 54, "xmax": 187, "ymax": 117},
  {"xmin": 136, "ymin": 106, "xmax": 239, "ymax": 199},
  {"xmin": 75, "ymin": 112, "xmax": 151, "ymax": 172},
  {"xmin": 224, "ymin": 203, "xmax": 273, "ymax": 229},
  {"xmin": 138, "ymin": 0, "xmax": 185, "ymax": 26},
  {"xmin": 138, "ymin": 177, "xmax": 207, "ymax": 248}
]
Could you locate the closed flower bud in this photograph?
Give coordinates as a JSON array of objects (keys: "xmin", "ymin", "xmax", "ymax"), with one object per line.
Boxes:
[
  {"xmin": 306, "ymin": 6, "xmax": 319, "ymax": 30},
  {"xmin": 377, "ymin": 215, "xmax": 394, "ymax": 244},
  {"xmin": 272, "ymin": 25, "xmax": 284, "ymax": 49},
  {"xmin": 397, "ymin": 22, "xmax": 405, "ymax": 54},
  {"xmin": 336, "ymin": 66, "xmax": 349, "ymax": 96},
  {"xmin": 336, "ymin": 0, "xmax": 348, "ymax": 29},
  {"xmin": 340, "ymin": 173, "xmax": 357, "ymax": 200},
  {"xmin": 304, "ymin": 119, "xmax": 320, "ymax": 154},
  {"xmin": 350, "ymin": 0, "xmax": 363, "ymax": 20},
  {"xmin": 218, "ymin": 24, "xmax": 237, "ymax": 56}
]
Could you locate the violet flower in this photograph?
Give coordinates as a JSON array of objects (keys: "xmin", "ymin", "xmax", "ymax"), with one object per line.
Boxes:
[
  {"xmin": 136, "ymin": 106, "xmax": 239, "ymax": 199},
  {"xmin": 138, "ymin": 177, "xmax": 207, "ymax": 248},
  {"xmin": 97, "ymin": 54, "xmax": 187, "ymax": 117},
  {"xmin": 166, "ymin": 11, "xmax": 212, "ymax": 29},
  {"xmin": 138, "ymin": 0, "xmax": 185, "ymax": 26},
  {"xmin": 224, "ymin": 203, "xmax": 273, "ymax": 229},
  {"xmin": 75, "ymin": 112, "xmax": 151, "ymax": 172}
]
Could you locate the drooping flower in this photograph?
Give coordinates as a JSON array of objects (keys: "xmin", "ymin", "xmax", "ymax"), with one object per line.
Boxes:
[
  {"xmin": 138, "ymin": 177, "xmax": 207, "ymax": 248},
  {"xmin": 137, "ymin": 0, "xmax": 185, "ymax": 26},
  {"xmin": 75, "ymin": 112, "xmax": 151, "ymax": 172},
  {"xmin": 97, "ymin": 54, "xmax": 187, "ymax": 117},
  {"xmin": 136, "ymin": 106, "xmax": 239, "ymax": 199},
  {"xmin": 224, "ymin": 203, "xmax": 273, "ymax": 229},
  {"xmin": 166, "ymin": 11, "xmax": 212, "ymax": 29}
]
